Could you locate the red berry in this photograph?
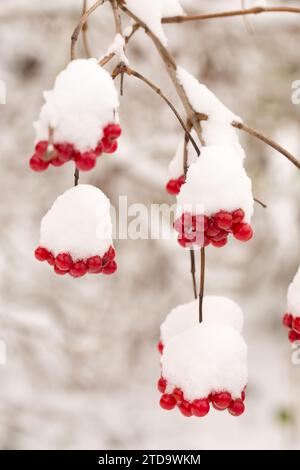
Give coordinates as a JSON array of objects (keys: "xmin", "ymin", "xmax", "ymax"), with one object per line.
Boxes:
[
  {"xmin": 157, "ymin": 377, "xmax": 167, "ymax": 394},
  {"xmin": 159, "ymin": 394, "xmax": 176, "ymax": 411},
  {"xmin": 241, "ymin": 390, "xmax": 246, "ymax": 401},
  {"xmin": 211, "ymin": 237, "xmax": 228, "ymax": 248},
  {"xmin": 233, "ymin": 223, "xmax": 253, "ymax": 242},
  {"xmin": 211, "ymin": 392, "xmax": 232, "ymax": 410},
  {"xmin": 30, "ymin": 154, "xmax": 49, "ymax": 172},
  {"xmin": 34, "ymin": 247, "xmax": 49, "ymax": 262},
  {"xmin": 176, "ymin": 175, "xmax": 185, "ymax": 187},
  {"xmin": 54, "ymin": 265, "xmax": 68, "ymax": 275},
  {"xmin": 228, "ymin": 399, "xmax": 245, "ymax": 416},
  {"xmin": 47, "ymin": 253, "xmax": 55, "ymax": 266},
  {"xmin": 157, "ymin": 341, "xmax": 164, "ymax": 354},
  {"xmin": 282, "ymin": 313, "xmax": 293, "ymax": 329},
  {"xmin": 173, "ymin": 388, "xmax": 184, "ymax": 404},
  {"xmin": 212, "ymin": 229, "xmax": 228, "ymax": 242},
  {"xmin": 191, "ymin": 399, "xmax": 210, "ymax": 417},
  {"xmin": 95, "ymin": 142, "xmax": 103, "ymax": 157},
  {"xmin": 206, "ymin": 222, "xmax": 220, "ymax": 238},
  {"xmin": 102, "ymin": 137, "xmax": 118, "ymax": 154},
  {"xmin": 102, "ymin": 260, "xmax": 117, "ymax": 275},
  {"xmin": 177, "ymin": 234, "xmax": 194, "ymax": 248},
  {"xmin": 75, "ymin": 151, "xmax": 97, "ymax": 171},
  {"xmin": 70, "ymin": 261, "xmax": 88, "ymax": 278},
  {"xmin": 232, "ymin": 208, "xmax": 245, "ymax": 224},
  {"xmin": 173, "ymin": 213, "xmax": 193, "ymax": 234},
  {"xmin": 166, "ymin": 180, "xmax": 180, "ymax": 195},
  {"xmin": 215, "ymin": 211, "xmax": 233, "ymax": 230},
  {"xmin": 292, "ymin": 317, "xmax": 300, "ymax": 334},
  {"xmin": 192, "ymin": 215, "xmax": 210, "ymax": 232},
  {"xmin": 54, "ymin": 143, "xmax": 74, "ymax": 162},
  {"xmin": 103, "ymin": 246, "xmax": 116, "ymax": 262},
  {"xmin": 55, "ymin": 253, "xmax": 73, "ymax": 272},
  {"xmin": 50, "ymin": 157, "xmax": 64, "ymax": 167},
  {"xmin": 35, "ymin": 141, "xmax": 48, "ymax": 157},
  {"xmin": 103, "ymin": 123, "xmax": 122, "ymax": 140},
  {"xmin": 178, "ymin": 400, "xmax": 192, "ymax": 417},
  {"xmin": 288, "ymin": 330, "xmax": 300, "ymax": 343},
  {"xmin": 87, "ymin": 256, "xmax": 103, "ymax": 274}
]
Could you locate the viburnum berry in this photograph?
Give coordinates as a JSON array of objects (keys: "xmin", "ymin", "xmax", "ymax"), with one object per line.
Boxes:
[
  {"xmin": 102, "ymin": 137, "xmax": 118, "ymax": 154},
  {"xmin": 157, "ymin": 377, "xmax": 167, "ymax": 394},
  {"xmin": 173, "ymin": 213, "xmax": 193, "ymax": 234},
  {"xmin": 292, "ymin": 317, "xmax": 300, "ymax": 334},
  {"xmin": 34, "ymin": 247, "xmax": 49, "ymax": 262},
  {"xmin": 30, "ymin": 154, "xmax": 49, "ymax": 172},
  {"xmin": 211, "ymin": 392, "xmax": 232, "ymax": 410},
  {"xmin": 282, "ymin": 313, "xmax": 293, "ymax": 329},
  {"xmin": 215, "ymin": 211, "xmax": 233, "ymax": 230},
  {"xmin": 103, "ymin": 123, "xmax": 122, "ymax": 140},
  {"xmin": 55, "ymin": 253, "xmax": 73, "ymax": 272},
  {"xmin": 87, "ymin": 256, "xmax": 102, "ymax": 274},
  {"xmin": 233, "ymin": 223, "xmax": 253, "ymax": 242},
  {"xmin": 177, "ymin": 234, "xmax": 194, "ymax": 248},
  {"xmin": 228, "ymin": 399, "xmax": 245, "ymax": 416},
  {"xmin": 159, "ymin": 394, "xmax": 176, "ymax": 411},
  {"xmin": 206, "ymin": 222, "xmax": 220, "ymax": 238},
  {"xmin": 35, "ymin": 141, "xmax": 48, "ymax": 157},
  {"xmin": 288, "ymin": 330, "xmax": 300, "ymax": 343},
  {"xmin": 166, "ymin": 180, "xmax": 180, "ymax": 195},
  {"xmin": 95, "ymin": 142, "xmax": 103, "ymax": 157},
  {"xmin": 241, "ymin": 390, "xmax": 246, "ymax": 402},
  {"xmin": 75, "ymin": 151, "xmax": 97, "ymax": 171},
  {"xmin": 50, "ymin": 157, "xmax": 64, "ymax": 167},
  {"xmin": 211, "ymin": 238, "xmax": 228, "ymax": 248},
  {"xmin": 47, "ymin": 253, "xmax": 55, "ymax": 266},
  {"xmin": 232, "ymin": 208, "xmax": 245, "ymax": 224},
  {"xmin": 192, "ymin": 215, "xmax": 210, "ymax": 232},
  {"xmin": 191, "ymin": 399, "xmax": 210, "ymax": 417},
  {"xmin": 157, "ymin": 341, "xmax": 164, "ymax": 354},
  {"xmin": 102, "ymin": 260, "xmax": 117, "ymax": 275},
  {"xmin": 70, "ymin": 261, "xmax": 88, "ymax": 278},
  {"xmin": 54, "ymin": 143, "xmax": 74, "ymax": 162},
  {"xmin": 178, "ymin": 400, "xmax": 193, "ymax": 417},
  {"xmin": 173, "ymin": 388, "xmax": 184, "ymax": 404},
  {"xmin": 54, "ymin": 265, "xmax": 68, "ymax": 275}
]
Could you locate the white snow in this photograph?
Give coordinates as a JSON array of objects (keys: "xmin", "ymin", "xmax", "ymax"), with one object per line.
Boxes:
[
  {"xmin": 161, "ymin": 323, "xmax": 248, "ymax": 400},
  {"xmin": 168, "ymin": 131, "xmax": 199, "ymax": 179},
  {"xmin": 126, "ymin": 0, "xmax": 184, "ymax": 46},
  {"xmin": 103, "ymin": 33, "xmax": 129, "ymax": 66},
  {"xmin": 176, "ymin": 145, "xmax": 254, "ymax": 221},
  {"xmin": 177, "ymin": 67, "xmax": 244, "ymax": 155},
  {"xmin": 34, "ymin": 59, "xmax": 119, "ymax": 152},
  {"xmin": 161, "ymin": 296, "xmax": 244, "ymax": 344},
  {"xmin": 287, "ymin": 265, "xmax": 300, "ymax": 317},
  {"xmin": 39, "ymin": 184, "xmax": 113, "ymax": 260}
]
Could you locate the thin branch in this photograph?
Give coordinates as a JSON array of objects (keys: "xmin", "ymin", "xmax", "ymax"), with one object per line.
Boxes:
[
  {"xmin": 199, "ymin": 248, "xmax": 205, "ymax": 323},
  {"xmin": 74, "ymin": 168, "xmax": 79, "ymax": 187},
  {"xmin": 162, "ymin": 6, "xmax": 300, "ymax": 24},
  {"xmin": 82, "ymin": 0, "xmax": 92, "ymax": 58},
  {"xmin": 99, "ymin": 24, "xmax": 139, "ymax": 66},
  {"xmin": 254, "ymin": 198, "xmax": 267, "ymax": 209},
  {"xmin": 190, "ymin": 249, "xmax": 197, "ymax": 300},
  {"xmin": 70, "ymin": 0, "xmax": 105, "ymax": 60},
  {"xmin": 113, "ymin": 65, "xmax": 200, "ymax": 156}
]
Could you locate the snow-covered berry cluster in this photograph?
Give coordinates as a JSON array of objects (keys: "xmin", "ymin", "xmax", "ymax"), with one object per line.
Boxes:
[
  {"xmin": 30, "ymin": 59, "xmax": 120, "ymax": 173},
  {"xmin": 282, "ymin": 266, "xmax": 300, "ymax": 343},
  {"xmin": 166, "ymin": 175, "xmax": 185, "ymax": 195},
  {"xmin": 35, "ymin": 184, "xmax": 117, "ymax": 278},
  {"xmin": 158, "ymin": 297, "xmax": 248, "ymax": 418}
]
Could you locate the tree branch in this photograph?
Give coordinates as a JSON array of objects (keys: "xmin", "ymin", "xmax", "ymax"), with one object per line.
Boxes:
[
  {"xmin": 82, "ymin": 0, "xmax": 92, "ymax": 58},
  {"xmin": 162, "ymin": 6, "xmax": 300, "ymax": 24}
]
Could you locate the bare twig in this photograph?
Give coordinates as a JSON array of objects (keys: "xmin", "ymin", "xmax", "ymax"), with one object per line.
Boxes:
[
  {"xmin": 99, "ymin": 24, "xmax": 139, "ymax": 66},
  {"xmin": 74, "ymin": 168, "xmax": 79, "ymax": 187},
  {"xmin": 82, "ymin": 0, "xmax": 92, "ymax": 58},
  {"xmin": 199, "ymin": 248, "xmax": 205, "ymax": 323},
  {"xmin": 254, "ymin": 198, "xmax": 267, "ymax": 209},
  {"xmin": 190, "ymin": 249, "xmax": 197, "ymax": 300},
  {"xmin": 162, "ymin": 6, "xmax": 300, "ymax": 24}
]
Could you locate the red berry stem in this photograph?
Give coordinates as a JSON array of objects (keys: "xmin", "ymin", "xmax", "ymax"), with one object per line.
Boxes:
[{"xmin": 199, "ymin": 247, "xmax": 205, "ymax": 323}]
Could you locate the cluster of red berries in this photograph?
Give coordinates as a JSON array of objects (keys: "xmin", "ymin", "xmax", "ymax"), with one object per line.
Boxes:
[
  {"xmin": 29, "ymin": 123, "xmax": 122, "ymax": 172},
  {"xmin": 173, "ymin": 209, "xmax": 253, "ymax": 248},
  {"xmin": 157, "ymin": 376, "xmax": 246, "ymax": 418},
  {"xmin": 34, "ymin": 246, "xmax": 117, "ymax": 277},
  {"xmin": 166, "ymin": 175, "xmax": 185, "ymax": 195},
  {"xmin": 282, "ymin": 313, "xmax": 300, "ymax": 343}
]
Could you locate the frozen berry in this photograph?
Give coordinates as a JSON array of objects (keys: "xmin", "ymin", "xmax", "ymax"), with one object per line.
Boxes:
[
  {"xmin": 211, "ymin": 392, "xmax": 232, "ymax": 410},
  {"xmin": 105, "ymin": 246, "xmax": 116, "ymax": 262},
  {"xmin": 212, "ymin": 229, "xmax": 227, "ymax": 242},
  {"xmin": 30, "ymin": 154, "xmax": 49, "ymax": 172},
  {"xmin": 102, "ymin": 137, "xmax": 118, "ymax": 154},
  {"xmin": 35, "ymin": 141, "xmax": 48, "ymax": 157},
  {"xmin": 54, "ymin": 265, "xmax": 68, "ymax": 275},
  {"xmin": 47, "ymin": 253, "xmax": 55, "ymax": 266},
  {"xmin": 191, "ymin": 399, "xmax": 210, "ymax": 417},
  {"xmin": 206, "ymin": 222, "xmax": 220, "ymax": 238},
  {"xmin": 177, "ymin": 235, "xmax": 194, "ymax": 248},
  {"xmin": 54, "ymin": 143, "xmax": 74, "ymax": 162},
  {"xmin": 228, "ymin": 399, "xmax": 245, "ymax": 416},
  {"xmin": 211, "ymin": 238, "xmax": 228, "ymax": 248},
  {"xmin": 215, "ymin": 211, "xmax": 233, "ymax": 230},
  {"xmin": 95, "ymin": 142, "xmax": 103, "ymax": 157},
  {"xmin": 173, "ymin": 388, "xmax": 184, "ymax": 404},
  {"xmin": 50, "ymin": 157, "xmax": 64, "ymax": 167},
  {"xmin": 241, "ymin": 390, "xmax": 246, "ymax": 401},
  {"xmin": 70, "ymin": 261, "xmax": 88, "ymax": 278},
  {"xmin": 166, "ymin": 180, "xmax": 180, "ymax": 195},
  {"xmin": 159, "ymin": 394, "xmax": 176, "ymax": 411},
  {"xmin": 173, "ymin": 213, "xmax": 193, "ymax": 234},
  {"xmin": 282, "ymin": 313, "xmax": 293, "ymax": 329},
  {"xmin": 288, "ymin": 330, "xmax": 300, "ymax": 343},
  {"xmin": 157, "ymin": 377, "xmax": 167, "ymax": 394},
  {"xmin": 55, "ymin": 253, "xmax": 73, "ymax": 272},
  {"xmin": 232, "ymin": 209, "xmax": 245, "ymax": 224},
  {"xmin": 34, "ymin": 247, "xmax": 49, "ymax": 262},
  {"xmin": 192, "ymin": 215, "xmax": 210, "ymax": 232},
  {"xmin": 102, "ymin": 260, "xmax": 117, "ymax": 275},
  {"xmin": 177, "ymin": 175, "xmax": 185, "ymax": 187},
  {"xmin": 103, "ymin": 123, "xmax": 122, "ymax": 140},
  {"xmin": 75, "ymin": 151, "xmax": 97, "ymax": 171},
  {"xmin": 157, "ymin": 341, "xmax": 164, "ymax": 354},
  {"xmin": 233, "ymin": 223, "xmax": 253, "ymax": 242},
  {"xmin": 178, "ymin": 400, "xmax": 192, "ymax": 417},
  {"xmin": 87, "ymin": 256, "xmax": 102, "ymax": 274},
  {"xmin": 292, "ymin": 317, "xmax": 300, "ymax": 334}
]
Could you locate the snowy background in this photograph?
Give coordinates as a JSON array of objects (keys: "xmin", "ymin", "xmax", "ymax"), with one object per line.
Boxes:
[{"xmin": 0, "ymin": 0, "xmax": 300, "ymax": 450}]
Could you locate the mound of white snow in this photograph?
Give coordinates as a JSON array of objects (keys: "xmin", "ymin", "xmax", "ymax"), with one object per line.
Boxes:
[{"xmin": 287, "ymin": 266, "xmax": 300, "ymax": 316}]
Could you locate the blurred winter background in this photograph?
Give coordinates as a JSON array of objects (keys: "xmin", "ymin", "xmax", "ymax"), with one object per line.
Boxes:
[{"xmin": 0, "ymin": 0, "xmax": 300, "ymax": 450}]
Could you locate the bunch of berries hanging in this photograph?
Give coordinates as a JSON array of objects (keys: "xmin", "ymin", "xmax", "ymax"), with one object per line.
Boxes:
[{"xmin": 282, "ymin": 266, "xmax": 300, "ymax": 343}]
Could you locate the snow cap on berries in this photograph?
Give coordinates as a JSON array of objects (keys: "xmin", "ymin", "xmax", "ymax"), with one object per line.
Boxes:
[
  {"xmin": 176, "ymin": 145, "xmax": 254, "ymax": 222},
  {"xmin": 287, "ymin": 265, "xmax": 300, "ymax": 316},
  {"xmin": 161, "ymin": 323, "xmax": 248, "ymax": 401},
  {"xmin": 39, "ymin": 184, "xmax": 113, "ymax": 260},
  {"xmin": 168, "ymin": 130, "xmax": 199, "ymax": 180},
  {"xmin": 161, "ymin": 296, "xmax": 244, "ymax": 345},
  {"xmin": 34, "ymin": 59, "xmax": 119, "ymax": 152}
]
